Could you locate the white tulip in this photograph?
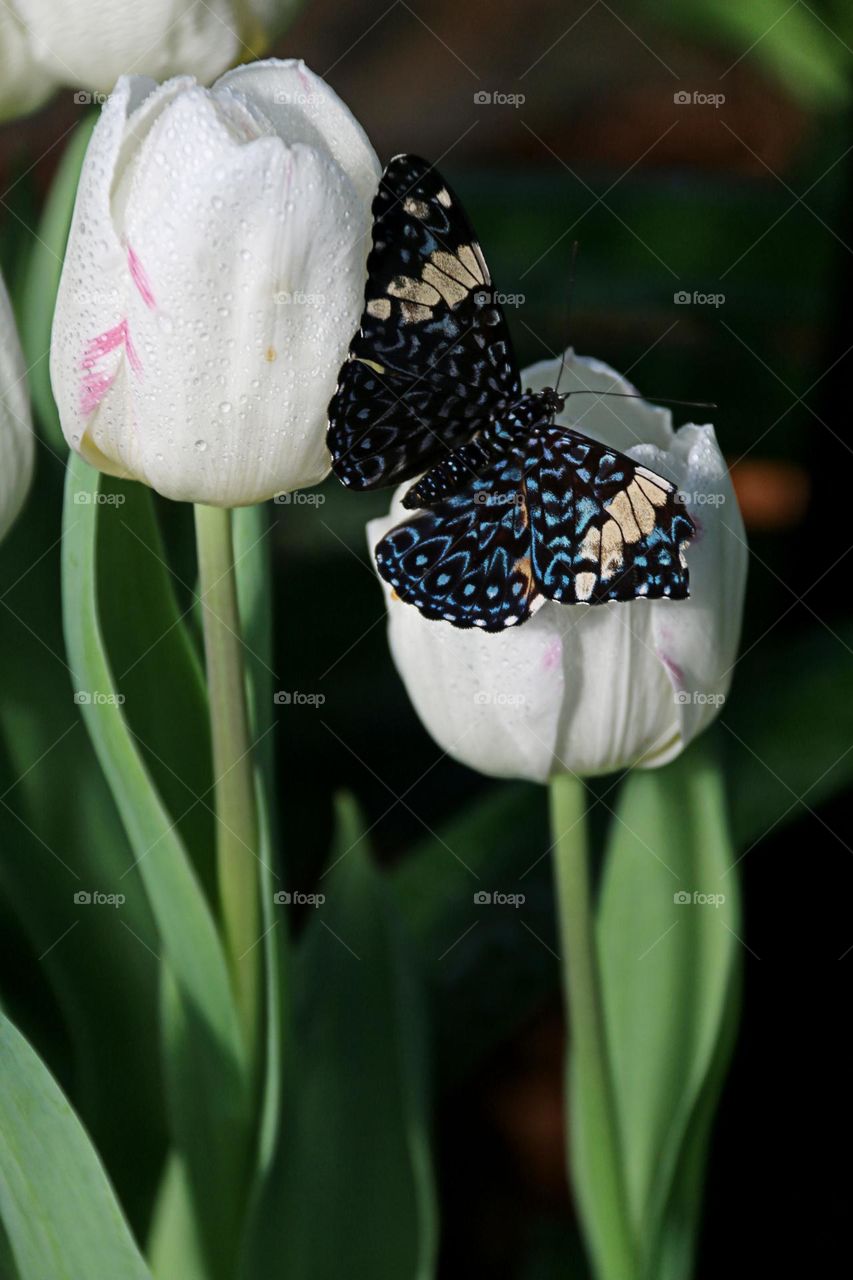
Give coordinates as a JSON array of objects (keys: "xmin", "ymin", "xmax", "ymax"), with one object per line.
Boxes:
[
  {"xmin": 368, "ymin": 352, "xmax": 748, "ymax": 781},
  {"xmin": 51, "ymin": 60, "xmax": 380, "ymax": 506},
  {"xmin": 0, "ymin": 0, "xmax": 300, "ymax": 120},
  {"xmin": 0, "ymin": 269, "xmax": 35, "ymax": 542}
]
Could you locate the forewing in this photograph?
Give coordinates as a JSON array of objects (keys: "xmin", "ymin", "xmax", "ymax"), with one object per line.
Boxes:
[
  {"xmin": 528, "ymin": 429, "xmax": 695, "ymax": 604},
  {"xmin": 328, "ymin": 154, "xmax": 521, "ymax": 491}
]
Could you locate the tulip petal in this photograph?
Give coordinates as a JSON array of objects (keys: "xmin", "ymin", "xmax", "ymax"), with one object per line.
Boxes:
[
  {"xmin": 52, "ymin": 62, "xmax": 379, "ymax": 506},
  {"xmin": 13, "ymin": 0, "xmax": 239, "ymax": 93},
  {"xmin": 215, "ymin": 59, "xmax": 381, "ymax": 209},
  {"xmin": 0, "ymin": 269, "xmax": 35, "ymax": 542},
  {"xmin": 368, "ymin": 352, "xmax": 746, "ymax": 781}
]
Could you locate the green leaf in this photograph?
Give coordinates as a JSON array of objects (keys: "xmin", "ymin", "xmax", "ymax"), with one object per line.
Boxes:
[
  {"xmin": 17, "ymin": 114, "xmax": 97, "ymax": 450},
  {"xmin": 595, "ymin": 742, "xmax": 741, "ymax": 1280},
  {"xmin": 0, "ymin": 1011, "xmax": 152, "ymax": 1280},
  {"xmin": 651, "ymin": 962, "xmax": 741, "ymax": 1280},
  {"xmin": 242, "ymin": 794, "xmax": 437, "ymax": 1280},
  {"xmin": 0, "ymin": 451, "xmax": 165, "ymax": 1230},
  {"xmin": 61, "ymin": 454, "xmax": 251, "ymax": 1279},
  {"xmin": 96, "ymin": 475, "xmax": 214, "ymax": 898},
  {"xmin": 147, "ymin": 1155, "xmax": 209, "ymax": 1280}
]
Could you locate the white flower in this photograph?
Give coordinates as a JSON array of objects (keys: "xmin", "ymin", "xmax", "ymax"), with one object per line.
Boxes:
[
  {"xmin": 0, "ymin": 269, "xmax": 35, "ymax": 542},
  {"xmin": 0, "ymin": 0, "xmax": 300, "ymax": 121},
  {"xmin": 50, "ymin": 59, "xmax": 380, "ymax": 506},
  {"xmin": 368, "ymin": 351, "xmax": 747, "ymax": 781}
]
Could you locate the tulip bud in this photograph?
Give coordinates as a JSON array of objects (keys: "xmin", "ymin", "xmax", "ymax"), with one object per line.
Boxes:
[
  {"xmin": 368, "ymin": 352, "xmax": 747, "ymax": 781},
  {"xmin": 51, "ymin": 60, "xmax": 380, "ymax": 506},
  {"xmin": 0, "ymin": 0, "xmax": 301, "ymax": 121},
  {"xmin": 0, "ymin": 269, "xmax": 35, "ymax": 542}
]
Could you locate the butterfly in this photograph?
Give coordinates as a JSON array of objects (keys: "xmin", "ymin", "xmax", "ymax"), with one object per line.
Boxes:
[{"xmin": 327, "ymin": 154, "xmax": 694, "ymax": 631}]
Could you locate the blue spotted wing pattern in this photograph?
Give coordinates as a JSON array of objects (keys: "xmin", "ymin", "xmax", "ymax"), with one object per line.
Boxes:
[
  {"xmin": 527, "ymin": 429, "xmax": 692, "ymax": 605},
  {"xmin": 327, "ymin": 154, "xmax": 520, "ymax": 490},
  {"xmin": 376, "ymin": 414, "xmax": 692, "ymax": 629},
  {"xmin": 375, "ymin": 453, "xmax": 542, "ymax": 629}
]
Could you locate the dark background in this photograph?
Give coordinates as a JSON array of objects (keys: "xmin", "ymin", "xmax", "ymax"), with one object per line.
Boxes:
[{"xmin": 1, "ymin": 1, "xmax": 851, "ymax": 1274}]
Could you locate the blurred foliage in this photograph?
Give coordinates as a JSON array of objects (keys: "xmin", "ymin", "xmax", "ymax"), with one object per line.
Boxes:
[{"xmin": 642, "ymin": 0, "xmax": 853, "ymax": 108}]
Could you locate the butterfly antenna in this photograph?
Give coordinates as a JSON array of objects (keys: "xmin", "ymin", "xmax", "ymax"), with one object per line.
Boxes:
[
  {"xmin": 553, "ymin": 240, "xmax": 579, "ymax": 397},
  {"xmin": 564, "ymin": 391, "xmax": 717, "ymax": 410}
]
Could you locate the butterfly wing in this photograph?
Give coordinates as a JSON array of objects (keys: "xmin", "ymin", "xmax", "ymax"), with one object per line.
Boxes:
[
  {"xmin": 528, "ymin": 429, "xmax": 694, "ymax": 603},
  {"xmin": 375, "ymin": 453, "xmax": 541, "ymax": 630},
  {"xmin": 328, "ymin": 154, "xmax": 521, "ymax": 491}
]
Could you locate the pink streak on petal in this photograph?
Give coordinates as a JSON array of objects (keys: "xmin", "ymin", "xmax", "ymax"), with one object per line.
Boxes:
[
  {"xmin": 82, "ymin": 320, "xmax": 128, "ymax": 363},
  {"xmin": 541, "ymin": 636, "xmax": 562, "ymax": 672},
  {"xmin": 127, "ymin": 243, "xmax": 156, "ymax": 309},
  {"xmin": 80, "ymin": 370, "xmax": 115, "ymax": 416},
  {"xmin": 657, "ymin": 650, "xmax": 685, "ymax": 688},
  {"xmin": 79, "ymin": 318, "xmax": 141, "ymax": 415},
  {"xmin": 124, "ymin": 327, "xmax": 142, "ymax": 374}
]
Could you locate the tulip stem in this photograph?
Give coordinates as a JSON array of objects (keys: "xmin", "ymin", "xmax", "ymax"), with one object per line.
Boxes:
[
  {"xmin": 194, "ymin": 503, "xmax": 260, "ymax": 1063},
  {"xmin": 550, "ymin": 775, "xmax": 636, "ymax": 1280}
]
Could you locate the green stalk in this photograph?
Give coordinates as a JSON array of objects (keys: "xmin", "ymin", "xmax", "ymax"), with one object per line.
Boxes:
[
  {"xmin": 194, "ymin": 503, "xmax": 260, "ymax": 1064},
  {"xmin": 550, "ymin": 774, "xmax": 635, "ymax": 1280}
]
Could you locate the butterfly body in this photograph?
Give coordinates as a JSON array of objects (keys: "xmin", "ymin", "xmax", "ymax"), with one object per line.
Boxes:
[{"xmin": 327, "ymin": 155, "xmax": 695, "ymax": 631}]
